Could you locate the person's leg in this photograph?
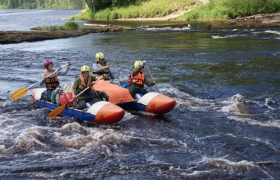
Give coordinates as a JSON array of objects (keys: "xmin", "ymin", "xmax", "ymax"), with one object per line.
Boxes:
[
  {"xmin": 91, "ymin": 97, "xmax": 100, "ymax": 104},
  {"xmin": 46, "ymin": 89, "xmax": 54, "ymax": 102},
  {"xmin": 139, "ymin": 88, "xmax": 148, "ymax": 95},
  {"xmin": 129, "ymin": 86, "xmax": 138, "ymax": 98},
  {"xmin": 75, "ymin": 99, "xmax": 86, "ymax": 110},
  {"xmin": 41, "ymin": 90, "xmax": 47, "ymax": 101},
  {"xmin": 96, "ymin": 91, "xmax": 108, "ymax": 101},
  {"xmin": 134, "ymin": 88, "xmax": 146, "ymax": 100},
  {"xmin": 89, "ymin": 93, "xmax": 100, "ymax": 104}
]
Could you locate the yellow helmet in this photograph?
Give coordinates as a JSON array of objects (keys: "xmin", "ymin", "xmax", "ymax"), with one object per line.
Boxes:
[
  {"xmin": 134, "ymin": 60, "xmax": 143, "ymax": 69},
  {"xmin": 80, "ymin": 65, "xmax": 90, "ymax": 72},
  {"xmin": 95, "ymin": 52, "xmax": 104, "ymax": 62}
]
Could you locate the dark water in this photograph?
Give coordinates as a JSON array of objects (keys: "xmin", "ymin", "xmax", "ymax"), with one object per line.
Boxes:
[{"xmin": 1, "ymin": 9, "xmax": 280, "ymax": 179}]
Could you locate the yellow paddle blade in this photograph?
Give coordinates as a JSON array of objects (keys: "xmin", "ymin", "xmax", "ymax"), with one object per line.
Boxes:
[
  {"xmin": 10, "ymin": 87, "xmax": 28, "ymax": 101},
  {"xmin": 48, "ymin": 106, "xmax": 66, "ymax": 118}
]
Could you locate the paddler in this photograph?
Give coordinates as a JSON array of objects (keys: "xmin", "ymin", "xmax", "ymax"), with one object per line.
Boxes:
[
  {"xmin": 128, "ymin": 60, "xmax": 155, "ymax": 99},
  {"xmin": 92, "ymin": 52, "xmax": 115, "ymax": 80},
  {"xmin": 72, "ymin": 65, "xmax": 104, "ymax": 110},
  {"xmin": 40, "ymin": 60, "xmax": 71, "ymax": 101}
]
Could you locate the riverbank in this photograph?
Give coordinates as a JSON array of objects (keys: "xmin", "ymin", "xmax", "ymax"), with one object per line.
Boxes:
[
  {"xmin": 209, "ymin": 12, "xmax": 280, "ymax": 29},
  {"xmin": 0, "ymin": 12, "xmax": 279, "ymax": 44},
  {"xmin": 117, "ymin": 11, "xmax": 280, "ymax": 29},
  {"xmin": 0, "ymin": 25, "xmax": 134, "ymax": 44}
]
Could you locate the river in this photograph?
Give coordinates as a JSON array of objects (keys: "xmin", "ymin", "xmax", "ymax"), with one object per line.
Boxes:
[{"xmin": 0, "ymin": 9, "xmax": 280, "ymax": 179}]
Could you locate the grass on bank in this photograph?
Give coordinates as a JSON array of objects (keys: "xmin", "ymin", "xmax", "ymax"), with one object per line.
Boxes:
[
  {"xmin": 69, "ymin": 0, "xmax": 200, "ymax": 21},
  {"xmin": 180, "ymin": 0, "xmax": 280, "ymax": 21},
  {"xmin": 35, "ymin": 22, "xmax": 82, "ymax": 31},
  {"xmin": 69, "ymin": 0, "xmax": 280, "ymax": 22}
]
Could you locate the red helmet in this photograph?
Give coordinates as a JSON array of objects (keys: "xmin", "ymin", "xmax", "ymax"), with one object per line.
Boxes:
[{"xmin": 44, "ymin": 60, "xmax": 53, "ymax": 69}]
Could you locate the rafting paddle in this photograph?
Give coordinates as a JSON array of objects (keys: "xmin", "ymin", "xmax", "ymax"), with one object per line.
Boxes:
[
  {"xmin": 48, "ymin": 75, "xmax": 104, "ymax": 118},
  {"xmin": 10, "ymin": 63, "xmax": 69, "ymax": 101},
  {"xmin": 144, "ymin": 61, "xmax": 160, "ymax": 93}
]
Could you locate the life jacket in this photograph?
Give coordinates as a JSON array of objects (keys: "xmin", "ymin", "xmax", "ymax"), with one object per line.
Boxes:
[
  {"xmin": 132, "ymin": 72, "xmax": 145, "ymax": 86},
  {"xmin": 92, "ymin": 62, "xmax": 109, "ymax": 80},
  {"xmin": 77, "ymin": 75, "xmax": 92, "ymax": 94},
  {"xmin": 127, "ymin": 74, "xmax": 133, "ymax": 84},
  {"xmin": 44, "ymin": 70, "xmax": 59, "ymax": 89}
]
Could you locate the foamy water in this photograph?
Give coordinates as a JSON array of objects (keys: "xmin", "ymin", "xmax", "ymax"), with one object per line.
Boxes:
[{"xmin": 0, "ymin": 9, "xmax": 279, "ymax": 179}]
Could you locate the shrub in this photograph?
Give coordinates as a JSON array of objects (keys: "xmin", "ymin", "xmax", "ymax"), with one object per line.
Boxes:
[{"xmin": 64, "ymin": 22, "xmax": 79, "ymax": 30}]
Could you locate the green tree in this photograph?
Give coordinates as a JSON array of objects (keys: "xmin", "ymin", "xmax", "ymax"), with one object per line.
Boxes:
[
  {"xmin": 0, "ymin": 0, "xmax": 85, "ymax": 9},
  {"xmin": 85, "ymin": 0, "xmax": 96, "ymax": 12}
]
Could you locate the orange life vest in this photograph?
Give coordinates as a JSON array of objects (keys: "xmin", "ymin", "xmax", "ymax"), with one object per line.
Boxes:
[
  {"xmin": 132, "ymin": 72, "xmax": 144, "ymax": 86},
  {"xmin": 127, "ymin": 74, "xmax": 133, "ymax": 84},
  {"xmin": 44, "ymin": 70, "xmax": 59, "ymax": 89},
  {"xmin": 77, "ymin": 75, "xmax": 92, "ymax": 93}
]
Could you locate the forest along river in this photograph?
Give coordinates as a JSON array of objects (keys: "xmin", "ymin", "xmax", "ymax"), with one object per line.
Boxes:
[{"xmin": 0, "ymin": 9, "xmax": 280, "ymax": 179}]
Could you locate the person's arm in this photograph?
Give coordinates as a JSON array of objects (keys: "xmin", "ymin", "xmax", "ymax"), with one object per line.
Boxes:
[
  {"xmin": 39, "ymin": 72, "xmax": 46, "ymax": 86},
  {"xmin": 71, "ymin": 88, "xmax": 76, "ymax": 98},
  {"xmin": 91, "ymin": 75, "xmax": 97, "ymax": 81},
  {"xmin": 108, "ymin": 69, "xmax": 115, "ymax": 79},
  {"xmin": 72, "ymin": 78, "xmax": 79, "ymax": 97},
  {"xmin": 57, "ymin": 62, "xmax": 71, "ymax": 76},
  {"xmin": 92, "ymin": 63, "xmax": 105, "ymax": 73},
  {"xmin": 144, "ymin": 76, "xmax": 155, "ymax": 87}
]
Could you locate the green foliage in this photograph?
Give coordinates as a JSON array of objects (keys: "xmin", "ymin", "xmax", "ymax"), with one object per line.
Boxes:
[
  {"xmin": 6, "ymin": 0, "xmax": 278, "ymax": 21},
  {"xmin": 111, "ymin": 0, "xmax": 145, "ymax": 7},
  {"xmin": 0, "ymin": 0, "xmax": 85, "ymax": 9},
  {"xmin": 36, "ymin": 22, "xmax": 82, "ymax": 30},
  {"xmin": 79, "ymin": 0, "xmax": 198, "ymax": 20},
  {"xmin": 220, "ymin": 0, "xmax": 280, "ymax": 17},
  {"xmin": 110, "ymin": 11, "xmax": 120, "ymax": 19},
  {"xmin": 64, "ymin": 22, "xmax": 79, "ymax": 30},
  {"xmin": 85, "ymin": 0, "xmax": 150, "ymax": 13},
  {"xmin": 70, "ymin": 9, "xmax": 95, "ymax": 20},
  {"xmin": 180, "ymin": 0, "xmax": 280, "ymax": 21},
  {"xmin": 94, "ymin": 0, "xmax": 112, "ymax": 11}
]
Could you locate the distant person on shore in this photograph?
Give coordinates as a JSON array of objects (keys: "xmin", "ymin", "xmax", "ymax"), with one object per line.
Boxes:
[
  {"xmin": 128, "ymin": 60, "xmax": 155, "ymax": 99},
  {"xmin": 40, "ymin": 60, "xmax": 71, "ymax": 101},
  {"xmin": 92, "ymin": 52, "xmax": 115, "ymax": 80}
]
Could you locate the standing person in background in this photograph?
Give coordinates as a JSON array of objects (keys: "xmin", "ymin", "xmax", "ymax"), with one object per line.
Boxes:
[
  {"xmin": 40, "ymin": 60, "xmax": 71, "ymax": 101},
  {"xmin": 92, "ymin": 52, "xmax": 115, "ymax": 80},
  {"xmin": 128, "ymin": 60, "xmax": 155, "ymax": 99},
  {"xmin": 72, "ymin": 65, "xmax": 102, "ymax": 110}
]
